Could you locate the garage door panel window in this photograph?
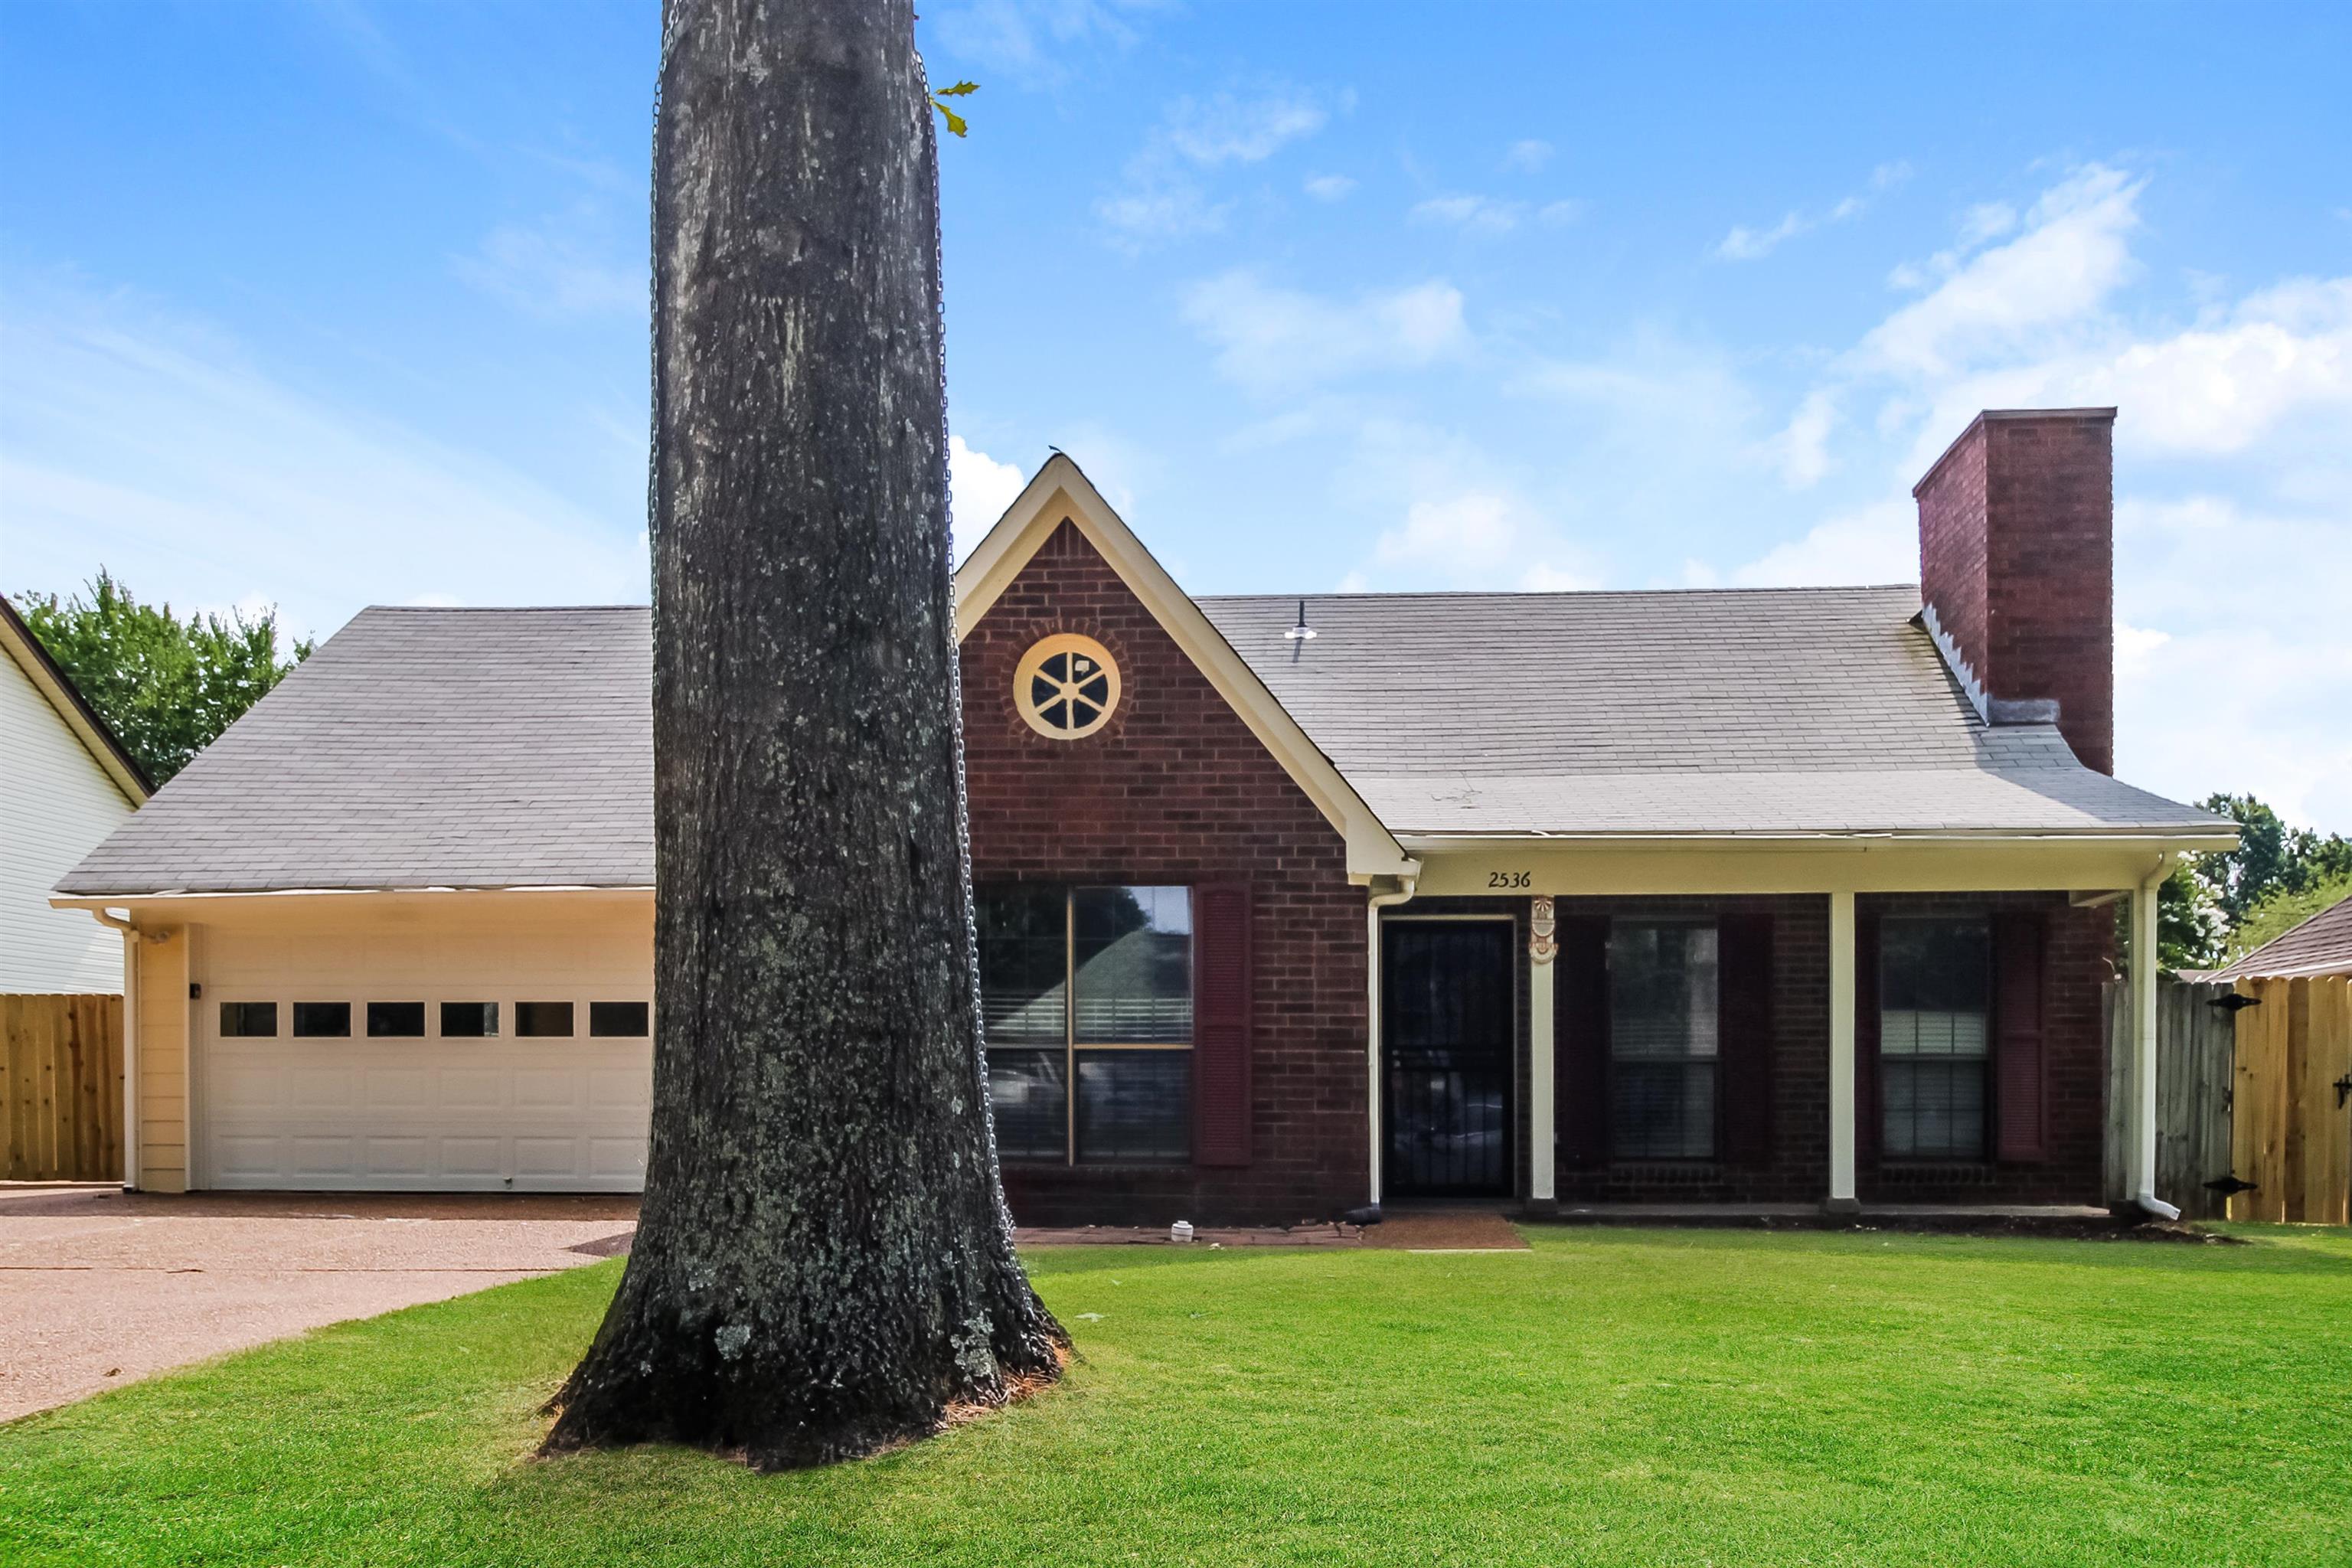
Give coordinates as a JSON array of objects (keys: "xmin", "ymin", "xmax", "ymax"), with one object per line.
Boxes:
[
  {"xmin": 440, "ymin": 1003, "xmax": 499, "ymax": 1038},
  {"xmin": 514, "ymin": 1002, "xmax": 576, "ymax": 1038},
  {"xmin": 367, "ymin": 1002, "xmax": 426, "ymax": 1038},
  {"xmin": 292, "ymin": 1002, "xmax": 351, "ymax": 1038},
  {"xmin": 589, "ymin": 1001, "xmax": 650, "ymax": 1037},
  {"xmin": 219, "ymin": 1001, "xmax": 279, "ymax": 1038}
]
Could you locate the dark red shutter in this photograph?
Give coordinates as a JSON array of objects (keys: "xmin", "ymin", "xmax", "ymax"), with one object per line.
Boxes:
[
  {"xmin": 1191, "ymin": 883, "xmax": 1253, "ymax": 1167},
  {"xmin": 1718, "ymin": 913, "xmax": 1775, "ymax": 1165},
  {"xmin": 1557, "ymin": 916, "xmax": 1611, "ymax": 1169},
  {"xmin": 1855, "ymin": 912, "xmax": 1881, "ymax": 1168},
  {"xmin": 1992, "ymin": 912, "xmax": 2047, "ymax": 1161}
]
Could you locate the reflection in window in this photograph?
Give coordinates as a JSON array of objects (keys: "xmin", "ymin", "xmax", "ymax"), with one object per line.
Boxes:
[
  {"xmin": 1077, "ymin": 1051, "xmax": 1191, "ymax": 1162},
  {"xmin": 589, "ymin": 1001, "xmax": 651, "ymax": 1037},
  {"xmin": 1881, "ymin": 920, "xmax": 1991, "ymax": 1158},
  {"xmin": 367, "ymin": 1002, "xmax": 426, "ymax": 1038},
  {"xmin": 514, "ymin": 1002, "xmax": 575, "ymax": 1038},
  {"xmin": 292, "ymin": 1002, "xmax": 351, "ymax": 1039},
  {"xmin": 218, "ymin": 1002, "xmax": 278, "ymax": 1038},
  {"xmin": 976, "ymin": 884, "xmax": 1192, "ymax": 1165},
  {"xmin": 1610, "ymin": 923, "xmax": 1719, "ymax": 1158},
  {"xmin": 1074, "ymin": 885, "xmax": 1193, "ymax": 1044},
  {"xmin": 440, "ymin": 1003, "xmax": 498, "ymax": 1038}
]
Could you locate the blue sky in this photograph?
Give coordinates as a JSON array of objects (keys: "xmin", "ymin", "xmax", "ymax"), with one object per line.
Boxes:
[{"xmin": 3, "ymin": 2, "xmax": 2347, "ymax": 831}]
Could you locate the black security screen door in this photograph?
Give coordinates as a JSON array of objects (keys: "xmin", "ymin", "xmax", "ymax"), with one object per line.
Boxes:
[{"xmin": 1383, "ymin": 921, "xmax": 1515, "ymax": 1197}]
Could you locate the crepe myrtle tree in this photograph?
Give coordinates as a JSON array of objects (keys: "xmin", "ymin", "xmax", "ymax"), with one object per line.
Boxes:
[{"xmin": 542, "ymin": 0, "xmax": 1061, "ymax": 1470}]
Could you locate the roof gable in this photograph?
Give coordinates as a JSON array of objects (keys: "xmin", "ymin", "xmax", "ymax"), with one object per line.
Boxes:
[
  {"xmin": 0, "ymin": 599, "xmax": 151, "ymax": 805},
  {"xmin": 954, "ymin": 456, "xmax": 1412, "ymax": 877}
]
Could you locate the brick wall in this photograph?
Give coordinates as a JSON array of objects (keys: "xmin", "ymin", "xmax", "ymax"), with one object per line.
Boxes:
[
  {"xmin": 1533, "ymin": 891, "xmax": 2109, "ymax": 1207},
  {"xmin": 1858, "ymin": 891, "xmax": 2112, "ymax": 1206},
  {"xmin": 962, "ymin": 519, "xmax": 1369, "ymax": 1226},
  {"xmin": 1547, "ymin": 894, "xmax": 1833, "ymax": 1206},
  {"xmin": 1916, "ymin": 409, "xmax": 2116, "ymax": 775}
]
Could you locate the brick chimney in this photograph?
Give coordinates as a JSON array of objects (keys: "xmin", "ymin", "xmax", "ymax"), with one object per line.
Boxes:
[{"xmin": 1913, "ymin": 408, "xmax": 2116, "ymax": 775}]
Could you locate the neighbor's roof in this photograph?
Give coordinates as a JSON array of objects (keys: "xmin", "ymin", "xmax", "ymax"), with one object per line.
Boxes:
[
  {"xmin": 55, "ymin": 606, "xmax": 652, "ymax": 896},
  {"xmin": 1196, "ymin": 586, "xmax": 2226, "ymax": 839},
  {"xmin": 58, "ymin": 583, "xmax": 2229, "ymax": 898},
  {"xmin": 2207, "ymin": 896, "xmax": 2352, "ymax": 982},
  {"xmin": 2, "ymin": 597, "xmax": 154, "ymax": 805}
]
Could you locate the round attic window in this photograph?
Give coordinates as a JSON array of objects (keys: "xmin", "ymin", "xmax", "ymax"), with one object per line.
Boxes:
[{"xmin": 1015, "ymin": 633, "xmax": 1119, "ymax": 740}]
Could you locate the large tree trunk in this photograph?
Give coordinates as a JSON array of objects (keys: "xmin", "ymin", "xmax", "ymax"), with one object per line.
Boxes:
[{"xmin": 542, "ymin": 0, "xmax": 1063, "ymax": 1472}]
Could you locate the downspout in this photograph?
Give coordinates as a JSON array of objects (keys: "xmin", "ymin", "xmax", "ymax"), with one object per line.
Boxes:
[
  {"xmin": 2130, "ymin": 854, "xmax": 2180, "ymax": 1222},
  {"xmin": 90, "ymin": 910, "xmax": 138, "ymax": 1191},
  {"xmin": 1364, "ymin": 867, "xmax": 1422, "ymax": 1213}
]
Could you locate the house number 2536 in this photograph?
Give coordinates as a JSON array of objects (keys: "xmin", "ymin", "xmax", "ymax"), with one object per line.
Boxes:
[{"xmin": 1488, "ymin": 871, "xmax": 1531, "ymax": 889}]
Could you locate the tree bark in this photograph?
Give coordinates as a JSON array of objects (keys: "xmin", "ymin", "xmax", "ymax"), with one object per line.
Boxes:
[{"xmin": 541, "ymin": 0, "xmax": 1063, "ymax": 1472}]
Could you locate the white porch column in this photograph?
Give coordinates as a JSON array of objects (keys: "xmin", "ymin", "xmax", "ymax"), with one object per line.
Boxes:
[
  {"xmin": 2128, "ymin": 871, "xmax": 2174, "ymax": 1216},
  {"xmin": 1527, "ymin": 897, "xmax": 1557, "ymax": 1203},
  {"xmin": 1826, "ymin": 890, "xmax": 1859, "ymax": 1214}
]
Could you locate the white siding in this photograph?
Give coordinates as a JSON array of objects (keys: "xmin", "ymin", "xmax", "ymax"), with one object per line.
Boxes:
[{"xmin": 0, "ymin": 644, "xmax": 136, "ymax": 992}]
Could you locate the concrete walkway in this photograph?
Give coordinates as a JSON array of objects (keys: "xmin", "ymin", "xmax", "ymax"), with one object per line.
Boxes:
[{"xmin": 0, "ymin": 1187, "xmax": 637, "ymax": 1423}]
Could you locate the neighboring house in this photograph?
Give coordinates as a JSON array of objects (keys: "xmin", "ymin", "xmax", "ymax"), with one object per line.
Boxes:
[
  {"xmin": 2208, "ymin": 896, "xmax": 2352, "ymax": 982},
  {"xmin": 54, "ymin": 407, "xmax": 2233, "ymax": 1220},
  {"xmin": 3, "ymin": 598, "xmax": 151, "ymax": 995}
]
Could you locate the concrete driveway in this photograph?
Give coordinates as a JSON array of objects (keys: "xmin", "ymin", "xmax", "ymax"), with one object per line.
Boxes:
[{"xmin": 0, "ymin": 1187, "xmax": 637, "ymax": 1423}]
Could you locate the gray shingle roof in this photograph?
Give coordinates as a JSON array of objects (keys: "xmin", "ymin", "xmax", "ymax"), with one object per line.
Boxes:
[
  {"xmin": 2208, "ymin": 895, "xmax": 2352, "ymax": 982},
  {"xmin": 1196, "ymin": 586, "xmax": 2224, "ymax": 838},
  {"xmin": 59, "ymin": 584, "xmax": 2225, "ymax": 896},
  {"xmin": 56, "ymin": 607, "xmax": 652, "ymax": 895}
]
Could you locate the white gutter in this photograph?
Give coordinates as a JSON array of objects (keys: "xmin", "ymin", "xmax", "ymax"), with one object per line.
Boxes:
[
  {"xmin": 1364, "ymin": 865, "xmax": 1423, "ymax": 1210},
  {"xmin": 2130, "ymin": 854, "xmax": 2181, "ymax": 1221},
  {"xmin": 90, "ymin": 909, "xmax": 137, "ymax": 1191}
]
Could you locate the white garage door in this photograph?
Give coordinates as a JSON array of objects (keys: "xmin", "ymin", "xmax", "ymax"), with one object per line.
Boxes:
[{"xmin": 196, "ymin": 1001, "xmax": 652, "ymax": 1191}]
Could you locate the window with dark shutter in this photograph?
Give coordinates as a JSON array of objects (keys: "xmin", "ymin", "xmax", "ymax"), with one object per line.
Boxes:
[
  {"xmin": 1191, "ymin": 883, "xmax": 1253, "ymax": 1167},
  {"xmin": 975, "ymin": 884, "xmax": 1197, "ymax": 1165},
  {"xmin": 1991, "ymin": 913, "xmax": 2047, "ymax": 1161},
  {"xmin": 1557, "ymin": 916, "xmax": 1611, "ymax": 1168},
  {"xmin": 1879, "ymin": 919, "xmax": 1991, "ymax": 1158},
  {"xmin": 1718, "ymin": 913, "xmax": 1775, "ymax": 1165},
  {"xmin": 1856, "ymin": 913, "xmax": 1881, "ymax": 1167}
]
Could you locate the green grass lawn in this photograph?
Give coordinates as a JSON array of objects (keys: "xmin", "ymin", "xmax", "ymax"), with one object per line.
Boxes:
[{"xmin": 5, "ymin": 1225, "xmax": 2348, "ymax": 1567}]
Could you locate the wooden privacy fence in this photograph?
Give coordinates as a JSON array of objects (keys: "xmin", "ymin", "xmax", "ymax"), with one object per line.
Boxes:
[
  {"xmin": 2104, "ymin": 978, "xmax": 2236, "ymax": 1219},
  {"xmin": 2, "ymin": 994, "xmax": 124, "ymax": 1182},
  {"xmin": 2228, "ymin": 976, "xmax": 2352, "ymax": 1227}
]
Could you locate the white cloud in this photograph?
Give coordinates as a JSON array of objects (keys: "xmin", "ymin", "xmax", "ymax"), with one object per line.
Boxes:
[
  {"xmin": 1369, "ymin": 490, "xmax": 1595, "ymax": 592},
  {"xmin": 1730, "ymin": 499, "xmax": 1915, "ymax": 587},
  {"xmin": 1162, "ymin": 89, "xmax": 1328, "ymax": 165},
  {"xmin": 1717, "ymin": 211, "xmax": 1808, "ymax": 261},
  {"xmin": 1, "ymin": 287, "xmax": 646, "ymax": 642},
  {"xmin": 1537, "ymin": 199, "xmax": 1586, "ymax": 227},
  {"xmin": 1860, "ymin": 165, "xmax": 2145, "ymax": 374},
  {"xmin": 452, "ymin": 212, "xmax": 642, "ymax": 318},
  {"xmin": 1303, "ymin": 172, "xmax": 1356, "ymax": 202},
  {"xmin": 1958, "ymin": 201, "xmax": 2019, "ymax": 248},
  {"xmin": 1717, "ymin": 162, "xmax": 1912, "ymax": 263},
  {"xmin": 1504, "ymin": 139, "xmax": 1554, "ymax": 172},
  {"xmin": 1181, "ymin": 271, "xmax": 1468, "ymax": 394},
  {"xmin": 949, "ymin": 435, "xmax": 1028, "ymax": 563},
  {"xmin": 1768, "ymin": 389, "xmax": 1839, "ymax": 488},
  {"xmin": 2112, "ymin": 495, "xmax": 2352, "ymax": 829},
  {"xmin": 1411, "ymin": 193, "xmax": 1527, "ymax": 236},
  {"xmin": 929, "ymin": 0, "xmax": 1160, "ymax": 89},
  {"xmin": 1099, "ymin": 87, "xmax": 1334, "ymax": 247}
]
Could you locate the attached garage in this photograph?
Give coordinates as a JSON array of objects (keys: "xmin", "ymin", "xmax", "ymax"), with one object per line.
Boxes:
[
  {"xmin": 156, "ymin": 894, "xmax": 657, "ymax": 1193},
  {"xmin": 47, "ymin": 607, "xmax": 659, "ymax": 1194}
]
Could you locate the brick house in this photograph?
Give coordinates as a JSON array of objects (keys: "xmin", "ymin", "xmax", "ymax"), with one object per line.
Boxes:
[{"xmin": 54, "ymin": 407, "xmax": 2231, "ymax": 1220}]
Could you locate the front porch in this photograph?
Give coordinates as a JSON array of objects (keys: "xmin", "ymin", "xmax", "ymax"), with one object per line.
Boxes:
[{"xmin": 1367, "ymin": 835, "xmax": 2208, "ymax": 1219}]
